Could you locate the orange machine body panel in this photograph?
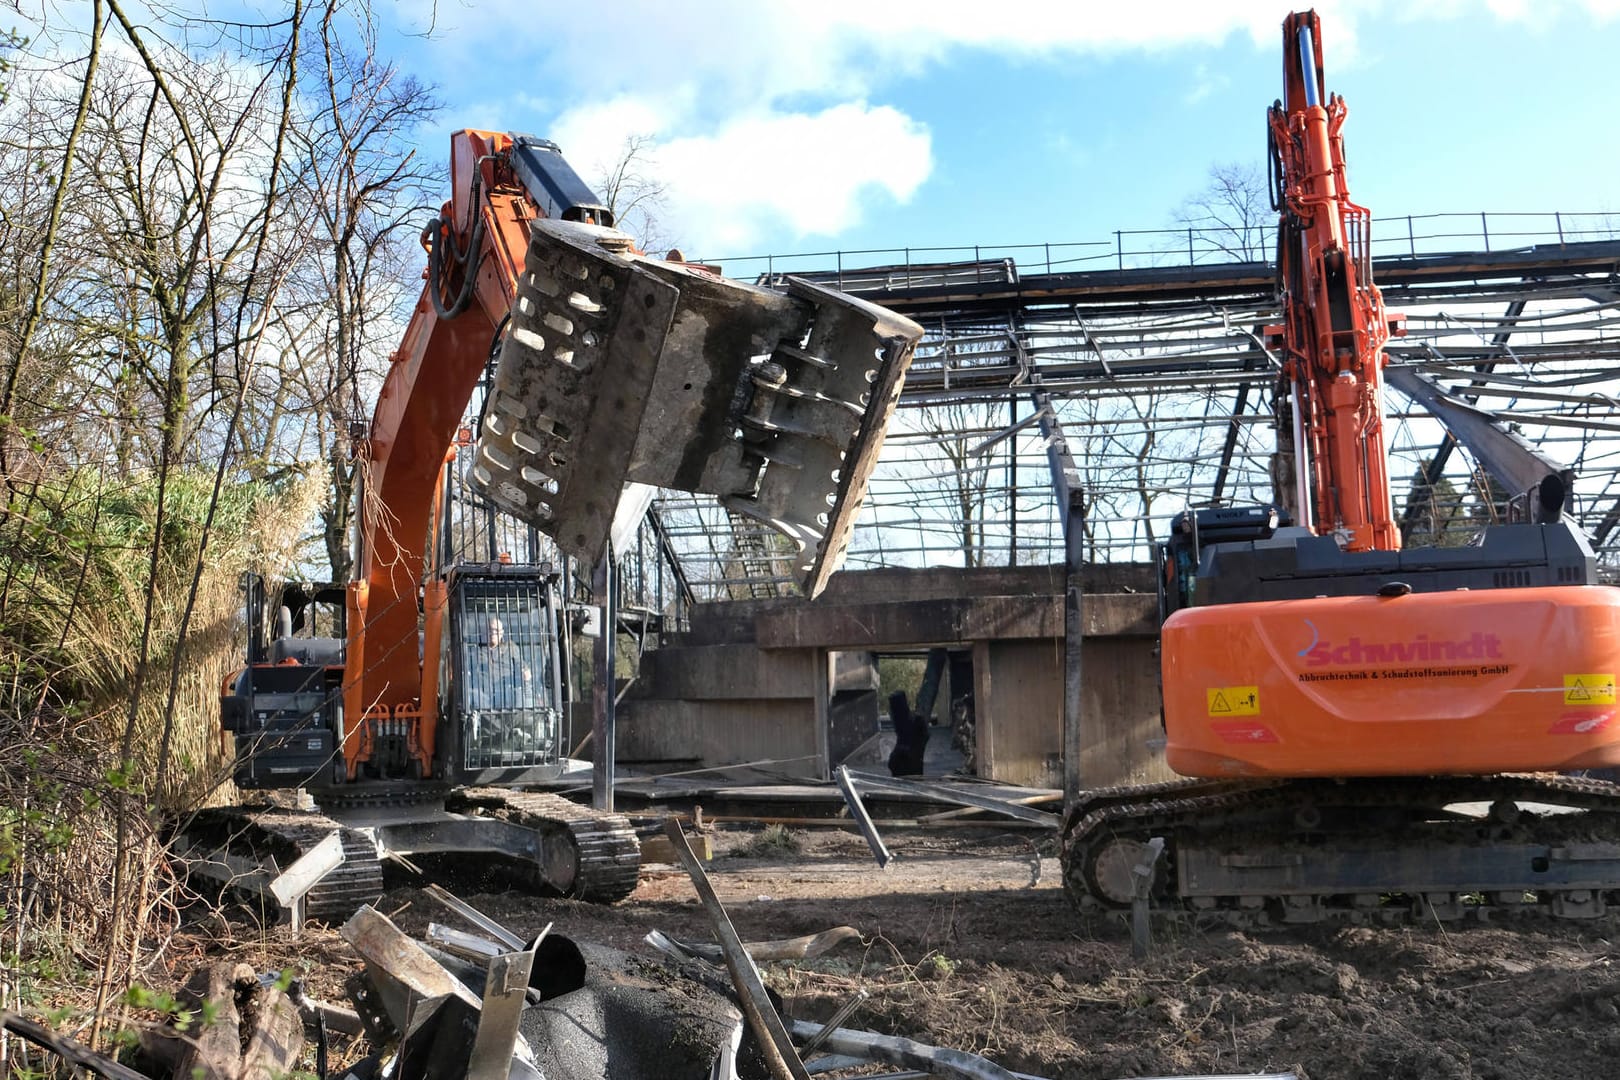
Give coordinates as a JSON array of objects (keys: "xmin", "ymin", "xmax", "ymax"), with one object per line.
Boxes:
[{"xmin": 1163, "ymin": 586, "xmax": 1620, "ymax": 778}]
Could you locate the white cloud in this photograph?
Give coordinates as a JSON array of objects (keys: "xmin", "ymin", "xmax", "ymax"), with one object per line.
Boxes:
[
  {"xmin": 1476, "ymin": 0, "xmax": 1620, "ymax": 18},
  {"xmin": 671, "ymin": 105, "xmax": 932, "ymax": 254},
  {"xmin": 409, "ymin": 0, "xmax": 1289, "ymax": 111},
  {"xmin": 478, "ymin": 3, "xmax": 1282, "ymax": 252},
  {"xmin": 395, "ymin": 0, "xmax": 1390, "ymax": 251},
  {"xmin": 1184, "ymin": 63, "xmax": 1232, "ymax": 105},
  {"xmin": 554, "ymin": 99, "xmax": 931, "ymax": 254}
]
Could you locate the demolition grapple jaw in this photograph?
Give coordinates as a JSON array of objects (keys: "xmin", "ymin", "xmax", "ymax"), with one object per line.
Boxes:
[{"xmin": 469, "ymin": 218, "xmax": 922, "ymax": 598}]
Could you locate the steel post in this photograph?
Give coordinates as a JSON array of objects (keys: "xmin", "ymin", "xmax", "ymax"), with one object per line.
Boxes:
[
  {"xmin": 1034, "ymin": 392, "xmax": 1087, "ymax": 806},
  {"xmin": 591, "ymin": 544, "xmax": 616, "ymax": 812}
]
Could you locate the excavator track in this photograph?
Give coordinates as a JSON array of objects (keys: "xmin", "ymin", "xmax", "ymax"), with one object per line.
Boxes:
[
  {"xmin": 1061, "ymin": 774, "xmax": 1620, "ymax": 925},
  {"xmin": 184, "ymin": 806, "xmax": 386, "ymax": 923},
  {"xmin": 183, "ymin": 789, "xmax": 639, "ymax": 923},
  {"xmin": 445, "ymin": 787, "xmax": 641, "ymax": 903}
]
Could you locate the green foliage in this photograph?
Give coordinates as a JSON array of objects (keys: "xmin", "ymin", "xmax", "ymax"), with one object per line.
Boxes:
[
  {"xmin": 1407, "ymin": 460, "xmax": 1520, "ymax": 547},
  {"xmin": 0, "ymin": 464, "xmax": 319, "ymax": 1032},
  {"xmin": 742, "ymin": 824, "xmax": 802, "ymax": 857},
  {"xmin": 1405, "ymin": 459, "xmax": 1472, "ymax": 548},
  {"xmin": 1468, "ymin": 467, "xmax": 1514, "ymax": 528},
  {"xmin": 0, "ymin": 27, "xmax": 27, "ymax": 106},
  {"xmin": 878, "ymin": 655, "xmax": 926, "ymax": 703},
  {"xmin": 0, "ymin": 465, "xmax": 291, "ymax": 803}
]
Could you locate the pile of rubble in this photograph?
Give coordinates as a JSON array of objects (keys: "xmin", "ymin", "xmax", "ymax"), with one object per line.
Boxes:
[{"xmin": 4, "ymin": 822, "xmax": 1303, "ymax": 1080}]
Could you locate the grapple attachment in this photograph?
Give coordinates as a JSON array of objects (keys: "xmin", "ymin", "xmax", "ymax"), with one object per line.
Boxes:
[{"xmin": 470, "ymin": 218, "xmax": 922, "ymax": 598}]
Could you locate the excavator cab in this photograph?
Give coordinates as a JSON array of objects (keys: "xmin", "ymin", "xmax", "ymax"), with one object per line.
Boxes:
[{"xmin": 442, "ymin": 567, "xmax": 567, "ymax": 783}]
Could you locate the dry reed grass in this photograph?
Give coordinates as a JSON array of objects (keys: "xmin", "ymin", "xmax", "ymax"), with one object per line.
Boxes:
[{"xmin": 0, "ymin": 461, "xmax": 323, "ymax": 1054}]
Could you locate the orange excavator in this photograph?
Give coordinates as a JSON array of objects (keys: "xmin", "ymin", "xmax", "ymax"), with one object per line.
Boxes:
[
  {"xmin": 1062, "ymin": 11, "xmax": 1620, "ymax": 923},
  {"xmin": 184, "ymin": 131, "xmax": 922, "ymax": 921}
]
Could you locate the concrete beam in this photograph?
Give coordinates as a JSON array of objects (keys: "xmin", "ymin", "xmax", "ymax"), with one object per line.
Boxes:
[
  {"xmin": 755, "ymin": 594, "xmax": 1061, "ymax": 650},
  {"xmin": 752, "ymin": 592, "xmax": 1155, "ymax": 650},
  {"xmin": 633, "ymin": 644, "xmax": 817, "ymax": 700}
]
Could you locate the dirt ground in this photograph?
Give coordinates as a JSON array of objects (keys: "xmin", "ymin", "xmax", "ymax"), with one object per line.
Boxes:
[{"xmin": 217, "ymin": 824, "xmax": 1620, "ymax": 1080}]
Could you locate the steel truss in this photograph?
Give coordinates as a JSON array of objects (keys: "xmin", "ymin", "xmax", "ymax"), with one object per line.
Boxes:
[{"xmin": 648, "ymin": 225, "xmax": 1620, "ymax": 598}]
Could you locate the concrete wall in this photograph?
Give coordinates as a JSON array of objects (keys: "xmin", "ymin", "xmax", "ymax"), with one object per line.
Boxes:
[
  {"xmin": 617, "ymin": 563, "xmax": 1175, "ymax": 789},
  {"xmin": 973, "ymin": 636, "xmax": 1171, "ymax": 790},
  {"xmin": 617, "ymin": 698, "xmax": 821, "ymax": 773},
  {"xmin": 617, "ymin": 644, "xmax": 870, "ymax": 778}
]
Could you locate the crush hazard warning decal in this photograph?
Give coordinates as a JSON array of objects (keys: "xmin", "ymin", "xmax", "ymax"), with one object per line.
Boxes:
[
  {"xmin": 1207, "ymin": 686, "xmax": 1259, "ymax": 716},
  {"xmin": 1564, "ymin": 674, "xmax": 1616, "ymax": 706}
]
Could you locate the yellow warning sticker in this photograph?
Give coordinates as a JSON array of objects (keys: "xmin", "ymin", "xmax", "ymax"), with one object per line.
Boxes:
[
  {"xmin": 1207, "ymin": 686, "xmax": 1260, "ymax": 716},
  {"xmin": 1564, "ymin": 674, "xmax": 1616, "ymax": 706}
]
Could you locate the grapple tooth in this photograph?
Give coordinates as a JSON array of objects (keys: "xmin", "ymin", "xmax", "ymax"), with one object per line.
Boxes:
[{"xmin": 472, "ymin": 218, "xmax": 922, "ymax": 597}]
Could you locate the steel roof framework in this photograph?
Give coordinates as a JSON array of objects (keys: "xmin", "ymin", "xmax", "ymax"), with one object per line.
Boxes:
[{"xmin": 643, "ymin": 214, "xmax": 1620, "ymax": 601}]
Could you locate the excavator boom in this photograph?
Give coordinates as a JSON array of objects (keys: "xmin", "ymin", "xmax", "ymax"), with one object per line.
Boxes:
[
  {"xmin": 1268, "ymin": 11, "xmax": 1400, "ymax": 551},
  {"xmin": 199, "ymin": 130, "xmax": 922, "ymax": 923}
]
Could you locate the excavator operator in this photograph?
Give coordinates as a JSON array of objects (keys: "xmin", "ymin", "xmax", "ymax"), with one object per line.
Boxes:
[{"xmin": 470, "ymin": 616, "xmax": 535, "ymax": 712}]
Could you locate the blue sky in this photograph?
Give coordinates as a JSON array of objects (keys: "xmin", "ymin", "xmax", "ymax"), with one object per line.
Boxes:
[
  {"xmin": 18, "ymin": 2, "xmax": 1620, "ymax": 259},
  {"xmin": 369, "ymin": 0, "xmax": 1620, "ymax": 263}
]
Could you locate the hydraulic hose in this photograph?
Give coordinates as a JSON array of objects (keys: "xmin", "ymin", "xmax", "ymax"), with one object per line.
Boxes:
[{"xmin": 426, "ymin": 193, "xmax": 487, "ymax": 320}]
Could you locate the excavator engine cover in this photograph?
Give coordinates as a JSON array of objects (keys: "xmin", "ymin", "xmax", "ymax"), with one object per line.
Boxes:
[{"xmin": 470, "ymin": 218, "xmax": 922, "ymax": 598}]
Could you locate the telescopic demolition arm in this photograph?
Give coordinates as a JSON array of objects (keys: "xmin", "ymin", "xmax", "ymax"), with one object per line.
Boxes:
[{"xmin": 1268, "ymin": 10, "xmax": 1402, "ymax": 552}]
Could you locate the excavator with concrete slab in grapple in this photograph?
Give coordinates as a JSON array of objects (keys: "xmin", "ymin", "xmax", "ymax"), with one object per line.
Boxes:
[
  {"xmin": 182, "ymin": 130, "xmax": 923, "ymax": 922},
  {"xmin": 1061, "ymin": 11, "xmax": 1620, "ymax": 924}
]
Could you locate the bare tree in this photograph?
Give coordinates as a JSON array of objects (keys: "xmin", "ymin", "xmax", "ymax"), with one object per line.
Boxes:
[
  {"xmin": 593, "ymin": 133, "xmax": 673, "ymax": 256},
  {"xmin": 0, "ymin": 1, "xmax": 387, "ymax": 1048},
  {"xmin": 283, "ymin": 2, "xmax": 440, "ymax": 580},
  {"xmin": 1173, "ymin": 161, "xmax": 1272, "ymax": 263},
  {"xmin": 912, "ymin": 398, "xmax": 1001, "ymax": 568}
]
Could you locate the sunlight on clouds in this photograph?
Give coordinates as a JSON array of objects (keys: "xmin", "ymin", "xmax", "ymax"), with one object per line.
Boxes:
[
  {"xmin": 402, "ymin": 0, "xmax": 1288, "ymax": 108},
  {"xmin": 549, "ymin": 95, "xmax": 675, "ymax": 179},
  {"xmin": 390, "ymin": 0, "xmax": 1360, "ymax": 254},
  {"xmin": 555, "ymin": 100, "xmax": 932, "ymax": 255}
]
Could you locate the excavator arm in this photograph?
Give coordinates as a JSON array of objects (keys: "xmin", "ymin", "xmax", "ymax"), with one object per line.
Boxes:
[
  {"xmin": 1267, "ymin": 11, "xmax": 1402, "ymax": 552},
  {"xmin": 341, "ymin": 129, "xmax": 922, "ymax": 781}
]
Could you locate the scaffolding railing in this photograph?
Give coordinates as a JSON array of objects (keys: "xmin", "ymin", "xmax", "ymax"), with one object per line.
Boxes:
[{"xmin": 714, "ymin": 210, "xmax": 1620, "ymax": 288}]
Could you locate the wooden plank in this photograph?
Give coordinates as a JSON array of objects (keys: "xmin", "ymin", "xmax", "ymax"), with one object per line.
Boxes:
[
  {"xmin": 269, "ymin": 830, "xmax": 344, "ymax": 909},
  {"xmin": 175, "ymin": 963, "xmax": 256, "ymax": 1080},
  {"xmin": 240, "ymin": 987, "xmax": 303, "ymax": 1080},
  {"xmin": 640, "ymin": 832, "xmax": 712, "ymax": 864}
]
